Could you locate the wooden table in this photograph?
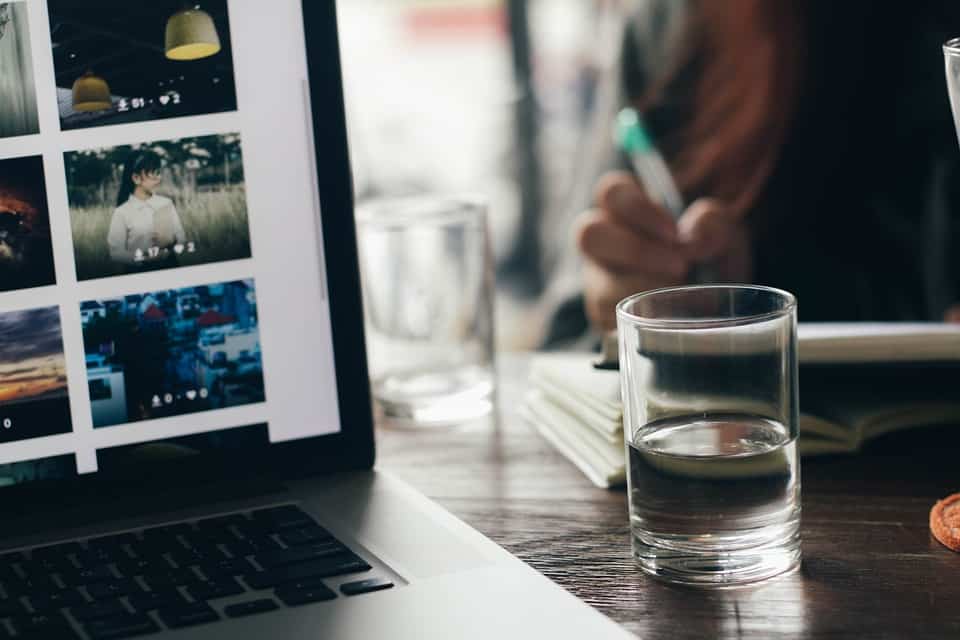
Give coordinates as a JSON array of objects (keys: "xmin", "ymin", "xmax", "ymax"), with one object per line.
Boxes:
[{"xmin": 377, "ymin": 353, "xmax": 960, "ymax": 639}]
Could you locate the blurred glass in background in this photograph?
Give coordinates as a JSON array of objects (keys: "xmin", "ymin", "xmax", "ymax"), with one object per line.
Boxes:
[{"xmin": 337, "ymin": 0, "xmax": 624, "ymax": 349}]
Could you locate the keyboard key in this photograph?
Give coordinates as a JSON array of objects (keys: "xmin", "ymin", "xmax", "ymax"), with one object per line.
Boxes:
[
  {"xmin": 1, "ymin": 577, "xmax": 26, "ymax": 598},
  {"xmin": 265, "ymin": 576, "xmax": 330, "ymax": 593},
  {"xmin": 0, "ymin": 597, "xmax": 25, "ymax": 617},
  {"xmin": 63, "ymin": 565, "xmax": 115, "ymax": 587},
  {"xmin": 20, "ymin": 556, "xmax": 77, "ymax": 576},
  {"xmin": 27, "ymin": 588, "xmax": 86, "ymax": 611},
  {"xmin": 33, "ymin": 558, "xmax": 77, "ymax": 575},
  {"xmin": 128, "ymin": 541, "xmax": 181, "ymax": 559},
  {"xmin": 223, "ymin": 536, "xmax": 281, "ymax": 557},
  {"xmin": 254, "ymin": 543, "xmax": 347, "ymax": 570},
  {"xmin": 198, "ymin": 557, "xmax": 255, "ymax": 578},
  {"xmin": 141, "ymin": 568, "xmax": 200, "ymax": 590},
  {"xmin": 16, "ymin": 574, "xmax": 59, "ymax": 594},
  {"xmin": 71, "ymin": 599, "xmax": 128, "ymax": 622},
  {"xmin": 127, "ymin": 589, "xmax": 186, "ymax": 612},
  {"xmin": 157, "ymin": 602, "xmax": 219, "ymax": 629},
  {"xmin": 84, "ymin": 613, "xmax": 158, "ymax": 640},
  {"xmin": 25, "ymin": 561, "xmax": 76, "ymax": 579},
  {"xmin": 340, "ymin": 577, "xmax": 394, "ymax": 596},
  {"xmin": 277, "ymin": 526, "xmax": 334, "ymax": 547},
  {"xmin": 10, "ymin": 612, "xmax": 79, "ymax": 639},
  {"xmin": 180, "ymin": 531, "xmax": 221, "ymax": 547},
  {"xmin": 75, "ymin": 549, "xmax": 126, "ymax": 568},
  {"xmin": 116, "ymin": 558, "xmax": 172, "ymax": 576},
  {"xmin": 169, "ymin": 547, "xmax": 227, "ymax": 568},
  {"xmin": 223, "ymin": 598, "xmax": 279, "ymax": 618},
  {"xmin": 245, "ymin": 555, "xmax": 370, "ymax": 590},
  {"xmin": 87, "ymin": 579, "xmax": 142, "ymax": 601},
  {"xmin": 0, "ymin": 575, "xmax": 17, "ymax": 593},
  {"xmin": 186, "ymin": 577, "xmax": 245, "ymax": 601},
  {"xmin": 275, "ymin": 582, "xmax": 337, "ymax": 606},
  {"xmin": 251, "ymin": 505, "xmax": 315, "ymax": 531}
]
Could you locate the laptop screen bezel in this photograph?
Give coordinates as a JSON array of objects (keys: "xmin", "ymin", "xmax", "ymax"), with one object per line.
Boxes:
[{"xmin": 0, "ymin": 1, "xmax": 375, "ymax": 520}]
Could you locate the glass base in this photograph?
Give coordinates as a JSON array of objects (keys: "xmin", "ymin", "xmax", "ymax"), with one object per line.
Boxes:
[
  {"xmin": 373, "ymin": 365, "xmax": 494, "ymax": 426},
  {"xmin": 632, "ymin": 521, "xmax": 801, "ymax": 587}
]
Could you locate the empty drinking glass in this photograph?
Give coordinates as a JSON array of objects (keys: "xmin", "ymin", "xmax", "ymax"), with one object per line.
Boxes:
[
  {"xmin": 617, "ymin": 285, "xmax": 801, "ymax": 586},
  {"xmin": 357, "ymin": 196, "xmax": 495, "ymax": 426}
]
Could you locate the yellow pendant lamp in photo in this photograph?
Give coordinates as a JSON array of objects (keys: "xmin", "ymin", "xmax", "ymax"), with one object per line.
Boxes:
[
  {"xmin": 72, "ymin": 70, "xmax": 112, "ymax": 112},
  {"xmin": 165, "ymin": 5, "xmax": 221, "ymax": 61}
]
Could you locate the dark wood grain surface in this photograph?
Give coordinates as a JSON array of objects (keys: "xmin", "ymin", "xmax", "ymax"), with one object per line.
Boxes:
[{"xmin": 376, "ymin": 353, "xmax": 960, "ymax": 639}]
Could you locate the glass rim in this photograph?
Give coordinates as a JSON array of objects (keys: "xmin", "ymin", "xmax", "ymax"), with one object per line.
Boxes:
[
  {"xmin": 945, "ymin": 37, "xmax": 960, "ymax": 56},
  {"xmin": 355, "ymin": 193, "xmax": 486, "ymax": 229},
  {"xmin": 615, "ymin": 284, "xmax": 797, "ymax": 329}
]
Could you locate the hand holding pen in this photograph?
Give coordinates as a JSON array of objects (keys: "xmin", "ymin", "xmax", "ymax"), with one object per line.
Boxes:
[{"xmin": 574, "ymin": 107, "xmax": 752, "ymax": 332}]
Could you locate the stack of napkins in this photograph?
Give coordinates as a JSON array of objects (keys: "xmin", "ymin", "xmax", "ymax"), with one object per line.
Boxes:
[{"xmin": 521, "ymin": 352, "xmax": 625, "ymax": 488}]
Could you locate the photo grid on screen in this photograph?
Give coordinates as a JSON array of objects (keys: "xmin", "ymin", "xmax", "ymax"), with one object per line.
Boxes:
[{"xmin": 0, "ymin": 0, "xmax": 286, "ymax": 484}]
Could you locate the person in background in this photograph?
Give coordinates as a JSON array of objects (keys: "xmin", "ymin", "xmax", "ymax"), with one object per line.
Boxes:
[
  {"xmin": 108, "ymin": 149, "xmax": 187, "ymax": 272},
  {"xmin": 544, "ymin": 0, "xmax": 960, "ymax": 344}
]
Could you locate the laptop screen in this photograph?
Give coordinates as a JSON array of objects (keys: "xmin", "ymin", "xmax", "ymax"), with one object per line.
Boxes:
[{"xmin": 0, "ymin": 1, "xmax": 344, "ymax": 489}]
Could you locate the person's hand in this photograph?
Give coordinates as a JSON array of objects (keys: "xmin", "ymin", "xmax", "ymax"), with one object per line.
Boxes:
[
  {"xmin": 575, "ymin": 171, "xmax": 752, "ymax": 331},
  {"xmin": 945, "ymin": 305, "xmax": 960, "ymax": 323}
]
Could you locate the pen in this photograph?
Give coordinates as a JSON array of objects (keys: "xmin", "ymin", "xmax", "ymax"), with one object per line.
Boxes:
[
  {"xmin": 595, "ymin": 109, "xmax": 663, "ymax": 371},
  {"xmin": 595, "ymin": 108, "xmax": 711, "ymax": 370},
  {"xmin": 614, "ymin": 106, "xmax": 714, "ymax": 284},
  {"xmin": 614, "ymin": 107, "xmax": 685, "ymax": 218}
]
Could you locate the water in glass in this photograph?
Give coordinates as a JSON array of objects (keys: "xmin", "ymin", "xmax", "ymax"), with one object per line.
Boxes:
[{"xmin": 628, "ymin": 412, "xmax": 800, "ymax": 584}]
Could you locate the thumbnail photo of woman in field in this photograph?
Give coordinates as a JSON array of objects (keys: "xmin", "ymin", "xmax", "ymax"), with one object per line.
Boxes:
[
  {"xmin": 65, "ymin": 133, "xmax": 252, "ymax": 281},
  {"xmin": 108, "ymin": 149, "xmax": 187, "ymax": 270}
]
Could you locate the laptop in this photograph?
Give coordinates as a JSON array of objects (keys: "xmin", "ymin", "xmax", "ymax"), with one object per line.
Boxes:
[{"xmin": 0, "ymin": 1, "xmax": 633, "ymax": 638}]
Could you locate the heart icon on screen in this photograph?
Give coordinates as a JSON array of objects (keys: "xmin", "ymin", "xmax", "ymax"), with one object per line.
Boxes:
[
  {"xmin": 186, "ymin": 390, "xmax": 197, "ymax": 400},
  {"xmin": 159, "ymin": 95, "xmax": 170, "ymax": 106}
]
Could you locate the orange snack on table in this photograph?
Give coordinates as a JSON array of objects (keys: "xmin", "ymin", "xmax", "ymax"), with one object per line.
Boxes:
[{"xmin": 930, "ymin": 493, "xmax": 960, "ymax": 552}]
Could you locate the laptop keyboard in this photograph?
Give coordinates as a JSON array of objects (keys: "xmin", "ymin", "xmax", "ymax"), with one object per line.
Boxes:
[{"xmin": 0, "ymin": 505, "xmax": 393, "ymax": 639}]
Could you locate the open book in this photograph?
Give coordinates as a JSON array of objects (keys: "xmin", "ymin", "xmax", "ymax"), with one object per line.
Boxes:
[{"xmin": 522, "ymin": 323, "xmax": 960, "ymax": 488}]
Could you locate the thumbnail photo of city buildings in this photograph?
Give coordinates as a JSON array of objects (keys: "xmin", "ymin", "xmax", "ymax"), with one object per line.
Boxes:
[{"xmin": 82, "ymin": 280, "xmax": 265, "ymax": 428}]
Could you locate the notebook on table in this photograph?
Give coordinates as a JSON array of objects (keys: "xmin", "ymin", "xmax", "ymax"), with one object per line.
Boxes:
[{"xmin": 523, "ymin": 324, "xmax": 960, "ymax": 488}]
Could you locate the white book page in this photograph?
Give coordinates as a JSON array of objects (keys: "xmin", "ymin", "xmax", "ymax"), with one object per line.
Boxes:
[{"xmin": 799, "ymin": 323, "xmax": 960, "ymax": 363}]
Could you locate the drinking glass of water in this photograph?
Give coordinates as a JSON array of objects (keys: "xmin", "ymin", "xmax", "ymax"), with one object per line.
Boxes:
[
  {"xmin": 357, "ymin": 196, "xmax": 495, "ymax": 426},
  {"xmin": 616, "ymin": 285, "xmax": 800, "ymax": 586}
]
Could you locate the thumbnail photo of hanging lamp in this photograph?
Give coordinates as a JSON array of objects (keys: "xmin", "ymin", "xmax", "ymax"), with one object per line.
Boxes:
[
  {"xmin": 72, "ymin": 70, "xmax": 112, "ymax": 112},
  {"xmin": 165, "ymin": 5, "xmax": 221, "ymax": 61}
]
